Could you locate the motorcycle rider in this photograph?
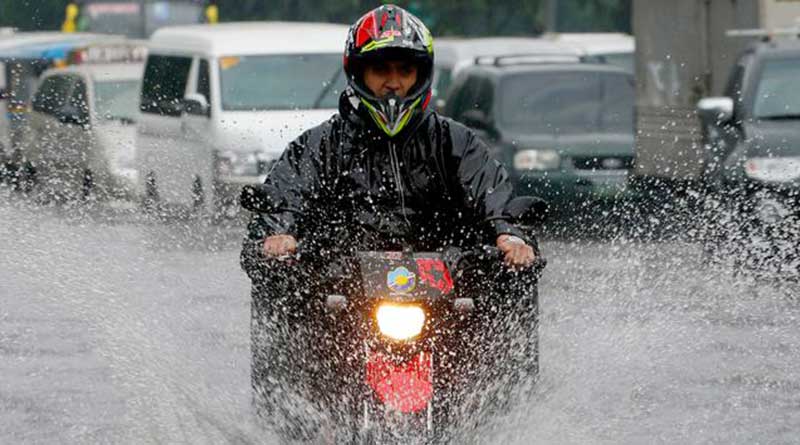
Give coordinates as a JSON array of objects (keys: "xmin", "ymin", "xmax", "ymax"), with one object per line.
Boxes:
[{"xmin": 241, "ymin": 3, "xmax": 541, "ymax": 435}]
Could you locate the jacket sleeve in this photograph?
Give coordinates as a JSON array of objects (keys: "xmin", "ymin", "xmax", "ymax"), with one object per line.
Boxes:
[
  {"xmin": 246, "ymin": 126, "xmax": 330, "ymax": 239},
  {"xmin": 240, "ymin": 126, "xmax": 331, "ymax": 280},
  {"xmin": 450, "ymin": 123, "xmax": 528, "ymax": 242}
]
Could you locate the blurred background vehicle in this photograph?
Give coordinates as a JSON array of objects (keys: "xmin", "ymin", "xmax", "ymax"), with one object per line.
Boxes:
[
  {"xmin": 17, "ymin": 40, "xmax": 145, "ymax": 201},
  {"xmin": 432, "ymin": 37, "xmax": 579, "ymax": 111},
  {"xmin": 697, "ymin": 35, "xmax": 800, "ymax": 264},
  {"xmin": 62, "ymin": 0, "xmax": 218, "ymax": 38},
  {"xmin": 542, "ymin": 32, "xmax": 634, "ymax": 72},
  {"xmin": 632, "ymin": 0, "xmax": 800, "ymax": 217},
  {"xmin": 136, "ymin": 21, "xmax": 348, "ymax": 218},
  {"xmin": 443, "ymin": 55, "xmax": 635, "ymax": 220},
  {"xmin": 0, "ymin": 32, "xmax": 119, "ymax": 180}
]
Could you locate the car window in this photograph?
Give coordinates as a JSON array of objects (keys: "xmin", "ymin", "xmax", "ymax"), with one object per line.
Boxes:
[
  {"xmin": 197, "ymin": 59, "xmax": 211, "ymax": 108},
  {"xmin": 724, "ymin": 52, "xmax": 752, "ymax": 106},
  {"xmin": 447, "ymin": 74, "xmax": 481, "ymax": 119},
  {"xmin": 32, "ymin": 75, "xmax": 73, "ymax": 115},
  {"xmin": 95, "ymin": 80, "xmax": 140, "ymax": 123},
  {"xmin": 752, "ymin": 57, "xmax": 800, "ymax": 119},
  {"xmin": 140, "ymin": 54, "xmax": 192, "ymax": 116},
  {"xmin": 474, "ymin": 78, "xmax": 494, "ymax": 116},
  {"xmin": 498, "ymin": 70, "xmax": 634, "ymax": 134},
  {"xmin": 218, "ymin": 54, "xmax": 344, "ymax": 111},
  {"xmin": 69, "ymin": 79, "xmax": 90, "ymax": 120}
]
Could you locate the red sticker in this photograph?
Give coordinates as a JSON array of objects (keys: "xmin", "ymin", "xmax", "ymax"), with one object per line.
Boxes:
[{"xmin": 415, "ymin": 258, "xmax": 454, "ymax": 294}]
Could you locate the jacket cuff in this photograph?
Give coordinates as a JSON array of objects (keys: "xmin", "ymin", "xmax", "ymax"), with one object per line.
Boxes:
[{"xmin": 490, "ymin": 219, "xmax": 525, "ymax": 239}]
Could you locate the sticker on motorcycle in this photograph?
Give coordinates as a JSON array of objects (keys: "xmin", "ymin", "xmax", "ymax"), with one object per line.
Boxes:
[
  {"xmin": 387, "ymin": 266, "xmax": 416, "ymax": 294},
  {"xmin": 415, "ymin": 258, "xmax": 454, "ymax": 294}
]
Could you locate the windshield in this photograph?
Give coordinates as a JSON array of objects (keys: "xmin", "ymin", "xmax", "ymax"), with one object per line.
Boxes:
[
  {"xmin": 599, "ymin": 52, "xmax": 634, "ymax": 73},
  {"xmin": 219, "ymin": 54, "xmax": 345, "ymax": 111},
  {"xmin": 499, "ymin": 70, "xmax": 634, "ymax": 134},
  {"xmin": 94, "ymin": 79, "xmax": 140, "ymax": 122},
  {"xmin": 78, "ymin": 1, "xmax": 204, "ymax": 38},
  {"xmin": 753, "ymin": 57, "xmax": 800, "ymax": 119}
]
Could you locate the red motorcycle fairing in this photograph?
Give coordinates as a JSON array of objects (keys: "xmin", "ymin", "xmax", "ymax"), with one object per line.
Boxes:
[{"xmin": 366, "ymin": 351, "xmax": 433, "ymax": 414}]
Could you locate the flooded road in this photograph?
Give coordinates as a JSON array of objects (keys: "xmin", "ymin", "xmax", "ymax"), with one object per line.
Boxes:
[{"xmin": 1, "ymin": 194, "xmax": 799, "ymax": 444}]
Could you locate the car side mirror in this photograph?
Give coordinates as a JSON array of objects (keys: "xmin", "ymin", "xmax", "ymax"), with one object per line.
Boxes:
[
  {"xmin": 183, "ymin": 93, "xmax": 209, "ymax": 116},
  {"xmin": 57, "ymin": 104, "xmax": 89, "ymax": 126},
  {"xmin": 506, "ymin": 196, "xmax": 549, "ymax": 225},
  {"xmin": 697, "ymin": 97, "xmax": 734, "ymax": 125}
]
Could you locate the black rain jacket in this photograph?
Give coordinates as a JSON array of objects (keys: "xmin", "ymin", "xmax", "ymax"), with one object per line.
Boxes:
[{"xmin": 241, "ymin": 92, "xmax": 531, "ymax": 279}]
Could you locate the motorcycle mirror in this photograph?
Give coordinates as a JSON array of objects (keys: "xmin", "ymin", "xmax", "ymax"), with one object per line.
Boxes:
[
  {"xmin": 240, "ymin": 184, "xmax": 277, "ymax": 213},
  {"xmin": 506, "ymin": 196, "xmax": 549, "ymax": 225}
]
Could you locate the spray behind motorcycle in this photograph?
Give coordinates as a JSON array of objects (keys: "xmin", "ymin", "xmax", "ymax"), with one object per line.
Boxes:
[{"xmin": 241, "ymin": 184, "xmax": 546, "ymax": 442}]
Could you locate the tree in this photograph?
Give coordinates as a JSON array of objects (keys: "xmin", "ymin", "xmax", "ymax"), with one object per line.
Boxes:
[
  {"xmin": 1, "ymin": 0, "xmax": 630, "ymax": 35},
  {"xmin": 0, "ymin": 0, "xmax": 71, "ymax": 31}
]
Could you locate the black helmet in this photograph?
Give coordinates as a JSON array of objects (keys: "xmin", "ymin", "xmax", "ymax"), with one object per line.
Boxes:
[{"xmin": 344, "ymin": 4, "xmax": 434, "ymax": 137}]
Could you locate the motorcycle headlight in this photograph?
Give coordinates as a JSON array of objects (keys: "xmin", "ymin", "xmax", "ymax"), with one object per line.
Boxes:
[
  {"xmin": 744, "ymin": 156, "xmax": 800, "ymax": 183},
  {"xmin": 513, "ymin": 149, "xmax": 561, "ymax": 171},
  {"xmin": 376, "ymin": 303, "xmax": 426, "ymax": 341}
]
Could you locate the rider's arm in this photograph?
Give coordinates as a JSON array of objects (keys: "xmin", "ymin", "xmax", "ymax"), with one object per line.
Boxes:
[
  {"xmin": 242, "ymin": 126, "xmax": 331, "ymax": 261},
  {"xmin": 449, "ymin": 124, "xmax": 536, "ymax": 267},
  {"xmin": 451, "ymin": 125, "xmax": 527, "ymax": 241}
]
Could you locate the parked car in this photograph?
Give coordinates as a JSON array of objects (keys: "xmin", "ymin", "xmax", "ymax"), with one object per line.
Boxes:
[
  {"xmin": 136, "ymin": 22, "xmax": 348, "ymax": 218},
  {"xmin": 17, "ymin": 41, "xmax": 146, "ymax": 200},
  {"xmin": 697, "ymin": 37, "xmax": 800, "ymax": 264},
  {"xmin": 433, "ymin": 37, "xmax": 579, "ymax": 110},
  {"xmin": 542, "ymin": 32, "xmax": 635, "ymax": 72},
  {"xmin": 443, "ymin": 56, "xmax": 636, "ymax": 218},
  {"xmin": 0, "ymin": 32, "xmax": 118, "ymax": 179}
]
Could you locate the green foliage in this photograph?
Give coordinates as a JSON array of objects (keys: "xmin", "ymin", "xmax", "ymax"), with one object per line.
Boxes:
[
  {"xmin": 0, "ymin": 0, "xmax": 630, "ymax": 35},
  {"xmin": 0, "ymin": 0, "xmax": 72, "ymax": 31}
]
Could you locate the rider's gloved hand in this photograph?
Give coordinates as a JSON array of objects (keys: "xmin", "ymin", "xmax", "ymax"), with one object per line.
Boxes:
[
  {"xmin": 263, "ymin": 234, "xmax": 297, "ymax": 258},
  {"xmin": 496, "ymin": 234, "xmax": 535, "ymax": 269}
]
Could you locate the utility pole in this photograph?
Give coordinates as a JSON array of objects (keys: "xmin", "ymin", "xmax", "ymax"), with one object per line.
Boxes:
[{"xmin": 545, "ymin": 0, "xmax": 558, "ymax": 32}]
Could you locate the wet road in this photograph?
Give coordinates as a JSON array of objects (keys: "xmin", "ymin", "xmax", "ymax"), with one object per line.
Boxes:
[{"xmin": 1, "ymin": 192, "xmax": 799, "ymax": 444}]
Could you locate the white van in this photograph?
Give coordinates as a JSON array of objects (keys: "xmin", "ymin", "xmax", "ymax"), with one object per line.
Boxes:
[{"xmin": 136, "ymin": 22, "xmax": 348, "ymax": 216}]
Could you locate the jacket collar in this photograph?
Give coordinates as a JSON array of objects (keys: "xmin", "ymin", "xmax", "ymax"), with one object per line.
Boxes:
[{"xmin": 338, "ymin": 89, "xmax": 432, "ymax": 148}]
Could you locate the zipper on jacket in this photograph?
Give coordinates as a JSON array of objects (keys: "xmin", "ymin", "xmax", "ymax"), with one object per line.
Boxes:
[{"xmin": 388, "ymin": 141, "xmax": 411, "ymax": 227}]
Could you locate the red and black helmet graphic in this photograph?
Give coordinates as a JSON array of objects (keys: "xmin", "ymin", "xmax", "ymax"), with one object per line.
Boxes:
[{"xmin": 344, "ymin": 4, "xmax": 434, "ymax": 137}]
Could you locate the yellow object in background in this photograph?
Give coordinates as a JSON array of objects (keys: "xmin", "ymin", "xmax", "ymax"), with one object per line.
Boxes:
[
  {"xmin": 205, "ymin": 5, "xmax": 219, "ymax": 24},
  {"xmin": 62, "ymin": 3, "xmax": 79, "ymax": 33},
  {"xmin": 219, "ymin": 56, "xmax": 240, "ymax": 70}
]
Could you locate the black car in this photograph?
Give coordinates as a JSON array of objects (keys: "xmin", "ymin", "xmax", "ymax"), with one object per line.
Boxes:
[
  {"xmin": 443, "ymin": 55, "xmax": 636, "ymax": 219},
  {"xmin": 698, "ymin": 38, "xmax": 800, "ymax": 265}
]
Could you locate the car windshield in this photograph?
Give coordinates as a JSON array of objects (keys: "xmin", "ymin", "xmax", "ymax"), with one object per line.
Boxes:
[
  {"xmin": 94, "ymin": 79, "xmax": 139, "ymax": 122},
  {"xmin": 219, "ymin": 54, "xmax": 345, "ymax": 111},
  {"xmin": 598, "ymin": 52, "xmax": 634, "ymax": 72},
  {"xmin": 499, "ymin": 70, "xmax": 634, "ymax": 134},
  {"xmin": 753, "ymin": 57, "xmax": 800, "ymax": 119},
  {"xmin": 78, "ymin": 1, "xmax": 204, "ymax": 38}
]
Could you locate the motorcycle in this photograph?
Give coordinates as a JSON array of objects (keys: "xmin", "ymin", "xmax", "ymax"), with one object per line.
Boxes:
[{"xmin": 241, "ymin": 185, "xmax": 546, "ymax": 443}]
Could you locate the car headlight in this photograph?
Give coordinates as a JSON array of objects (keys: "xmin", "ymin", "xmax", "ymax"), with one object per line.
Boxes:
[
  {"xmin": 744, "ymin": 156, "xmax": 800, "ymax": 183},
  {"xmin": 376, "ymin": 303, "xmax": 426, "ymax": 341},
  {"xmin": 216, "ymin": 151, "xmax": 274, "ymax": 177},
  {"xmin": 513, "ymin": 149, "xmax": 561, "ymax": 171}
]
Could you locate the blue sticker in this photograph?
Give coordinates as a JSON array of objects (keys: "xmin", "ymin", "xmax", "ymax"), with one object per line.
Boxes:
[{"xmin": 387, "ymin": 266, "xmax": 416, "ymax": 294}]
